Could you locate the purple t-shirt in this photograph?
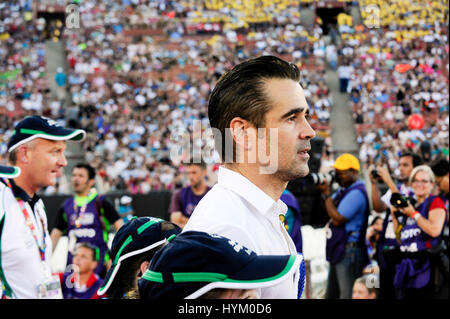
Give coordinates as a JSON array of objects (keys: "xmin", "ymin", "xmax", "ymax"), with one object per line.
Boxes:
[{"xmin": 169, "ymin": 186, "xmax": 211, "ymax": 218}]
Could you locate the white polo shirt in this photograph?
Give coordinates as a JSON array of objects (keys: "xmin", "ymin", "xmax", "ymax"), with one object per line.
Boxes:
[
  {"xmin": 0, "ymin": 180, "xmax": 53, "ymax": 299},
  {"xmin": 183, "ymin": 166, "xmax": 299, "ymax": 299}
]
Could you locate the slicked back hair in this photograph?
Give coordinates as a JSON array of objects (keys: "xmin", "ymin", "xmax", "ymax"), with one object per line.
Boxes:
[{"xmin": 208, "ymin": 55, "xmax": 301, "ymax": 161}]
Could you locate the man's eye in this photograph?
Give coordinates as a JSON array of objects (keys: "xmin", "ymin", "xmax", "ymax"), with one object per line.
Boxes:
[{"xmin": 305, "ymin": 113, "xmax": 312, "ymax": 121}]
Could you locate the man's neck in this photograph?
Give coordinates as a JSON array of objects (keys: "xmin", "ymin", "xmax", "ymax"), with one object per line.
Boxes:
[
  {"xmin": 77, "ymin": 272, "xmax": 93, "ymax": 287},
  {"xmin": 75, "ymin": 188, "xmax": 91, "ymax": 198},
  {"xmin": 191, "ymin": 183, "xmax": 207, "ymax": 195},
  {"xmin": 13, "ymin": 174, "xmax": 38, "ymax": 198},
  {"xmin": 224, "ymin": 164, "xmax": 287, "ymax": 201},
  {"xmin": 74, "ymin": 188, "xmax": 96, "ymax": 207}
]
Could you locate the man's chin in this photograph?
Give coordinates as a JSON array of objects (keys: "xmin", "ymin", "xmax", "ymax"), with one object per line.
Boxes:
[{"xmin": 276, "ymin": 166, "xmax": 310, "ymax": 181}]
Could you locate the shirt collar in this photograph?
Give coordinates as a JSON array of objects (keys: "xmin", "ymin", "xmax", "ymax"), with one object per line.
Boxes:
[
  {"xmin": 217, "ymin": 166, "xmax": 287, "ymax": 218},
  {"xmin": 7, "ymin": 178, "xmax": 40, "ymax": 209},
  {"xmin": 71, "ymin": 272, "xmax": 99, "ymax": 288}
]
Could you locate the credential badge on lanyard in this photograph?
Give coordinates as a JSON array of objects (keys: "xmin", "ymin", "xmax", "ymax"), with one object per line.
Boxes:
[{"xmin": 5, "ymin": 179, "xmax": 62, "ymax": 299}]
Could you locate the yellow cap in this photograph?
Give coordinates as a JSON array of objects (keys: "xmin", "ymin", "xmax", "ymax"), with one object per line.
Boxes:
[{"xmin": 333, "ymin": 153, "xmax": 360, "ymax": 171}]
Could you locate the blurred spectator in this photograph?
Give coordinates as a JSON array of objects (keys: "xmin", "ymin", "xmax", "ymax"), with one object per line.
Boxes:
[
  {"xmin": 317, "ymin": 154, "xmax": 370, "ymax": 299},
  {"xmin": 337, "ymin": 60, "xmax": 353, "ymax": 93},
  {"xmin": 366, "ymin": 216, "xmax": 383, "ymax": 261},
  {"xmin": 169, "ymin": 162, "xmax": 210, "ymax": 228},
  {"xmin": 352, "ymin": 275, "xmax": 378, "ymax": 299},
  {"xmin": 59, "ymin": 242, "xmax": 103, "ymax": 299},
  {"xmin": 369, "ymin": 152, "xmax": 423, "ymax": 299},
  {"xmin": 430, "ymin": 158, "xmax": 450, "ymax": 202},
  {"xmin": 390, "ymin": 165, "xmax": 447, "ymax": 299},
  {"xmin": 118, "ymin": 195, "xmax": 134, "ymax": 224},
  {"xmin": 430, "ymin": 158, "xmax": 449, "ymax": 269},
  {"xmin": 280, "ymin": 189, "xmax": 303, "ymax": 254},
  {"xmin": 50, "ymin": 163, "xmax": 124, "ymax": 278},
  {"xmin": 54, "ymin": 67, "xmax": 66, "ymax": 101}
]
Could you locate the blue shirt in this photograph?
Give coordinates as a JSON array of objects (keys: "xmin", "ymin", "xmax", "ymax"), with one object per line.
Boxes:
[
  {"xmin": 55, "ymin": 72, "xmax": 66, "ymax": 86},
  {"xmin": 333, "ymin": 180, "xmax": 367, "ymax": 242}
]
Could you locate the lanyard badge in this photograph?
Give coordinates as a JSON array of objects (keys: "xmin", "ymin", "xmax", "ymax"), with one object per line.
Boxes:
[
  {"xmin": 4, "ymin": 179, "xmax": 62, "ymax": 299},
  {"xmin": 37, "ymin": 274, "xmax": 63, "ymax": 299},
  {"xmin": 16, "ymin": 198, "xmax": 47, "ymax": 262},
  {"xmin": 73, "ymin": 201, "xmax": 88, "ymax": 228}
]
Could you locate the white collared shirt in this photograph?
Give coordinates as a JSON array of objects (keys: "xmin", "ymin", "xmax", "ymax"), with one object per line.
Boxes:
[
  {"xmin": 0, "ymin": 181, "xmax": 54, "ymax": 299},
  {"xmin": 183, "ymin": 166, "xmax": 299, "ymax": 299}
]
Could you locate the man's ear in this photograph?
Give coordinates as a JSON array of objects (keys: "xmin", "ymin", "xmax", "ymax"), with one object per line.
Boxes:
[
  {"xmin": 16, "ymin": 145, "xmax": 31, "ymax": 164},
  {"xmin": 229, "ymin": 117, "xmax": 255, "ymax": 151},
  {"xmin": 139, "ymin": 261, "xmax": 150, "ymax": 276}
]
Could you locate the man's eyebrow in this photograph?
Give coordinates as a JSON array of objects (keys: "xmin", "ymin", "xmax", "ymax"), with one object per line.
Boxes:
[
  {"xmin": 280, "ymin": 107, "xmax": 308, "ymax": 119},
  {"xmin": 51, "ymin": 145, "xmax": 65, "ymax": 151}
]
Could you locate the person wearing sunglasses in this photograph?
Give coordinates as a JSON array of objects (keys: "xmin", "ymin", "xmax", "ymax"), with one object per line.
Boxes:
[{"xmin": 390, "ymin": 165, "xmax": 447, "ymax": 299}]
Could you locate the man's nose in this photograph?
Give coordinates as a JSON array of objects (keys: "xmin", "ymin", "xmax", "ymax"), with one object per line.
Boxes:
[
  {"xmin": 58, "ymin": 154, "xmax": 68, "ymax": 167},
  {"xmin": 300, "ymin": 120, "xmax": 316, "ymax": 139}
]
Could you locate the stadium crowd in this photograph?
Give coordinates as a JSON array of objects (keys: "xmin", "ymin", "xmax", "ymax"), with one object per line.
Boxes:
[
  {"xmin": 1, "ymin": 0, "xmax": 334, "ymax": 194},
  {"xmin": 339, "ymin": 0, "xmax": 449, "ymax": 174},
  {"xmin": 0, "ymin": 0, "xmax": 448, "ymax": 300}
]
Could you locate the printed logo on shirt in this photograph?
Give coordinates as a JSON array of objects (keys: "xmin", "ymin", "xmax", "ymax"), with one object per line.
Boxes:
[
  {"xmin": 400, "ymin": 242, "xmax": 418, "ymax": 253},
  {"xmin": 186, "ymin": 203, "xmax": 196, "ymax": 216},
  {"xmin": 69, "ymin": 228, "xmax": 97, "ymax": 239},
  {"xmin": 70, "ymin": 213, "xmax": 95, "ymax": 226}
]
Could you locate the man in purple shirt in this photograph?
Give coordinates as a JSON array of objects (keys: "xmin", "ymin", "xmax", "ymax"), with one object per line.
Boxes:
[{"xmin": 169, "ymin": 162, "xmax": 211, "ymax": 228}]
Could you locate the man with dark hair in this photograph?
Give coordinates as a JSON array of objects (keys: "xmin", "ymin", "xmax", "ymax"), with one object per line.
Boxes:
[
  {"xmin": 50, "ymin": 163, "xmax": 123, "ymax": 278},
  {"xmin": 430, "ymin": 158, "xmax": 449, "ymax": 269},
  {"xmin": 371, "ymin": 151, "xmax": 423, "ymax": 216},
  {"xmin": 59, "ymin": 242, "xmax": 103, "ymax": 299},
  {"xmin": 183, "ymin": 55, "xmax": 315, "ymax": 298},
  {"xmin": 369, "ymin": 151, "xmax": 423, "ymax": 299},
  {"xmin": 169, "ymin": 162, "xmax": 210, "ymax": 228},
  {"xmin": 430, "ymin": 158, "xmax": 449, "ymax": 202}
]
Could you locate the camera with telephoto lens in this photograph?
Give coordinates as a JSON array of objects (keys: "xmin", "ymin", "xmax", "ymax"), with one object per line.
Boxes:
[{"xmin": 307, "ymin": 171, "xmax": 335, "ymax": 185}]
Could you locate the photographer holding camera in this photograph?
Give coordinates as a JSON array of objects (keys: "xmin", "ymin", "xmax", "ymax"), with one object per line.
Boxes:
[
  {"xmin": 369, "ymin": 152, "xmax": 423, "ymax": 299},
  {"xmin": 317, "ymin": 153, "xmax": 370, "ymax": 299},
  {"xmin": 390, "ymin": 165, "xmax": 447, "ymax": 299}
]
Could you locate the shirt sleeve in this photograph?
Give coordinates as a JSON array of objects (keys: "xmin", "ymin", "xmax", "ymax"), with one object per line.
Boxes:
[
  {"xmin": 337, "ymin": 189, "xmax": 367, "ymax": 221},
  {"xmin": 54, "ymin": 205, "xmax": 68, "ymax": 233},
  {"xmin": 381, "ymin": 189, "xmax": 392, "ymax": 207},
  {"xmin": 169, "ymin": 190, "xmax": 182, "ymax": 214},
  {"xmin": 429, "ymin": 196, "xmax": 446, "ymax": 211},
  {"xmin": 101, "ymin": 198, "xmax": 121, "ymax": 225}
]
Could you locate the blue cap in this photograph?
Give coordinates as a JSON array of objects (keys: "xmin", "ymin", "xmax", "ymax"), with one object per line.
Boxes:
[
  {"xmin": 0, "ymin": 165, "xmax": 20, "ymax": 178},
  {"xmin": 8, "ymin": 116, "xmax": 86, "ymax": 152},
  {"xmin": 98, "ymin": 217, "xmax": 181, "ymax": 296},
  {"xmin": 139, "ymin": 231, "xmax": 303, "ymax": 299}
]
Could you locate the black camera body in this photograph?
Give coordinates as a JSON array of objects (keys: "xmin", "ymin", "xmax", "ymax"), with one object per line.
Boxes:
[
  {"xmin": 371, "ymin": 169, "xmax": 384, "ymax": 183},
  {"xmin": 371, "ymin": 169, "xmax": 380, "ymax": 179},
  {"xmin": 390, "ymin": 192, "xmax": 417, "ymax": 209},
  {"xmin": 307, "ymin": 171, "xmax": 335, "ymax": 185}
]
